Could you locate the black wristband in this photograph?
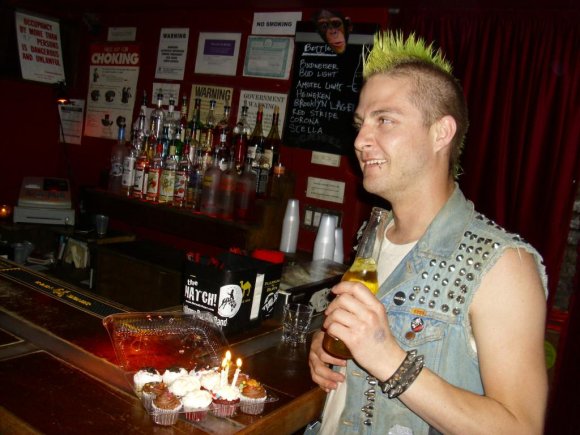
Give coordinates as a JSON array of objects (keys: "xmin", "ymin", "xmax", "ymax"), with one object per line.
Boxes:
[{"xmin": 378, "ymin": 350, "xmax": 424, "ymax": 399}]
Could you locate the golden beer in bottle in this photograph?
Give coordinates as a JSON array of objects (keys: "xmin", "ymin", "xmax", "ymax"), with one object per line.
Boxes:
[{"xmin": 322, "ymin": 208, "xmax": 388, "ymax": 359}]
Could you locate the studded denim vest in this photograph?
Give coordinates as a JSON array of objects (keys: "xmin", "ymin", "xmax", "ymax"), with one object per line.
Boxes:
[{"xmin": 320, "ymin": 186, "xmax": 548, "ymax": 435}]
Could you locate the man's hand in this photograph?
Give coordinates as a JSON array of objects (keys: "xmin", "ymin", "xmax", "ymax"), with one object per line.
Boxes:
[
  {"xmin": 323, "ymin": 281, "xmax": 406, "ymax": 380},
  {"xmin": 308, "ymin": 330, "xmax": 347, "ymax": 392}
]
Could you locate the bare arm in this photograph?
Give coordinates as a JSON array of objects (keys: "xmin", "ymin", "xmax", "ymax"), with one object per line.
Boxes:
[{"xmin": 320, "ymin": 248, "xmax": 548, "ymax": 434}]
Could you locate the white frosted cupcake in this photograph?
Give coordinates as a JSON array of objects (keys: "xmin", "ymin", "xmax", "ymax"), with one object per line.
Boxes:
[
  {"xmin": 211, "ymin": 385, "xmax": 240, "ymax": 418},
  {"xmin": 168, "ymin": 375, "xmax": 201, "ymax": 398},
  {"xmin": 199, "ymin": 370, "xmax": 221, "ymax": 393},
  {"xmin": 182, "ymin": 389, "xmax": 212, "ymax": 421},
  {"xmin": 133, "ymin": 368, "xmax": 162, "ymax": 396},
  {"xmin": 162, "ymin": 366, "xmax": 188, "ymax": 385}
]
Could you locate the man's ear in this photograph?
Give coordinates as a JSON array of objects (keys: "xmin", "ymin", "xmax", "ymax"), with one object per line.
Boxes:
[{"xmin": 432, "ymin": 115, "xmax": 457, "ymax": 153}]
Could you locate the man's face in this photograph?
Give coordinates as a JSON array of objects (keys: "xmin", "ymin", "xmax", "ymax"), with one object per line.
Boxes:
[
  {"xmin": 353, "ymin": 74, "xmax": 436, "ymax": 200},
  {"xmin": 317, "ymin": 16, "xmax": 347, "ymax": 54}
]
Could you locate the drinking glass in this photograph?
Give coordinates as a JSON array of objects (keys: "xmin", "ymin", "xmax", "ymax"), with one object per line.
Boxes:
[{"xmin": 322, "ymin": 207, "xmax": 389, "ymax": 359}]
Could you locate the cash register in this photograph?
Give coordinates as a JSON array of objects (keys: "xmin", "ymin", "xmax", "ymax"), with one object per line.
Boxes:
[{"xmin": 13, "ymin": 177, "xmax": 75, "ymax": 225}]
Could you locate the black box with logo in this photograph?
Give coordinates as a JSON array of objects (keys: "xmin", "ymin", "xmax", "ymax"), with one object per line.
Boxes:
[{"xmin": 183, "ymin": 252, "xmax": 282, "ymax": 336}]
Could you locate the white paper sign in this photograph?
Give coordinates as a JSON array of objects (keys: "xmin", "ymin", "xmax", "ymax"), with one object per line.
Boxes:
[
  {"xmin": 238, "ymin": 90, "xmax": 288, "ymax": 139},
  {"xmin": 152, "ymin": 82, "xmax": 181, "ymax": 105},
  {"xmin": 252, "ymin": 12, "xmax": 302, "ymax": 35},
  {"xmin": 243, "ymin": 36, "xmax": 294, "ymax": 80},
  {"xmin": 107, "ymin": 27, "xmax": 137, "ymax": 42},
  {"xmin": 155, "ymin": 28, "xmax": 189, "ymax": 80},
  {"xmin": 194, "ymin": 32, "xmax": 241, "ymax": 76},
  {"xmin": 58, "ymin": 99, "xmax": 85, "ymax": 145},
  {"xmin": 15, "ymin": 11, "xmax": 65, "ymax": 84}
]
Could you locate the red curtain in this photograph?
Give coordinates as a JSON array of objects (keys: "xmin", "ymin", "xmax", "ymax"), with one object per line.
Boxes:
[{"xmin": 389, "ymin": 9, "xmax": 580, "ymax": 312}]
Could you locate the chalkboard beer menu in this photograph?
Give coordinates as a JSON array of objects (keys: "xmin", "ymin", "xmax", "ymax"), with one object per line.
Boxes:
[{"xmin": 284, "ymin": 22, "xmax": 376, "ymax": 155}]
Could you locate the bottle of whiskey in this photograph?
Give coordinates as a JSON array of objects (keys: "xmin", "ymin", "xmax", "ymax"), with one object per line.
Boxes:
[
  {"xmin": 108, "ymin": 119, "xmax": 127, "ymax": 194},
  {"xmin": 186, "ymin": 146, "xmax": 204, "ymax": 211},
  {"xmin": 248, "ymin": 105, "xmax": 268, "ymax": 197},
  {"xmin": 158, "ymin": 144, "xmax": 177, "ymax": 203},
  {"xmin": 218, "ymin": 154, "xmax": 237, "ymax": 220},
  {"xmin": 232, "ymin": 102, "xmax": 250, "ymax": 174},
  {"xmin": 132, "ymin": 140, "xmax": 150, "ymax": 200},
  {"xmin": 200, "ymin": 148, "xmax": 221, "ymax": 217},
  {"xmin": 214, "ymin": 105, "xmax": 232, "ymax": 150},
  {"xmin": 149, "ymin": 92, "xmax": 165, "ymax": 143},
  {"xmin": 189, "ymin": 97, "xmax": 202, "ymax": 149},
  {"xmin": 265, "ymin": 105, "xmax": 281, "ymax": 173},
  {"xmin": 146, "ymin": 140, "xmax": 163, "ymax": 202},
  {"xmin": 235, "ymin": 159, "xmax": 257, "ymax": 222},
  {"xmin": 178, "ymin": 94, "xmax": 190, "ymax": 142},
  {"xmin": 173, "ymin": 141, "xmax": 191, "ymax": 208},
  {"xmin": 200, "ymin": 99, "xmax": 216, "ymax": 153}
]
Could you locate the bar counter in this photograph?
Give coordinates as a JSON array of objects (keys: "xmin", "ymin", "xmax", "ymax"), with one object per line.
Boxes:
[{"xmin": 0, "ymin": 257, "xmax": 327, "ymax": 434}]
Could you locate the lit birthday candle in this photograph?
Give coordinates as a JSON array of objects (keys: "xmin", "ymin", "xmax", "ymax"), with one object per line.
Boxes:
[{"xmin": 231, "ymin": 358, "xmax": 242, "ymax": 387}]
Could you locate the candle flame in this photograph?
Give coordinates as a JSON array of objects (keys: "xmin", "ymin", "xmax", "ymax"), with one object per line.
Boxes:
[
  {"xmin": 225, "ymin": 350, "xmax": 232, "ymax": 361},
  {"xmin": 236, "ymin": 358, "xmax": 242, "ymax": 368}
]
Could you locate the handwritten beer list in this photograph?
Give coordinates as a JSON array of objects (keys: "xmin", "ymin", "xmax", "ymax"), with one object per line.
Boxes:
[
  {"xmin": 16, "ymin": 12, "xmax": 65, "ymax": 84},
  {"xmin": 285, "ymin": 43, "xmax": 360, "ymax": 155}
]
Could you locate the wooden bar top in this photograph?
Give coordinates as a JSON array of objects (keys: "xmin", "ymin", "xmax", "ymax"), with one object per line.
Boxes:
[{"xmin": 0, "ymin": 258, "xmax": 327, "ymax": 434}]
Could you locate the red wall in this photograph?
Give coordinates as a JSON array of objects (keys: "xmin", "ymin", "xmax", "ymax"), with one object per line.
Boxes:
[{"xmin": 0, "ymin": 4, "xmax": 390, "ymax": 258}]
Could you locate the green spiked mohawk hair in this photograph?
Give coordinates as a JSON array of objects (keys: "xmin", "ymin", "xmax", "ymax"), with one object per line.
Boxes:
[{"xmin": 362, "ymin": 31, "xmax": 452, "ymax": 79}]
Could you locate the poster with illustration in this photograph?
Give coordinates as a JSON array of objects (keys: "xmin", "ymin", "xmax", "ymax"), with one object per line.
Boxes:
[
  {"xmin": 84, "ymin": 44, "xmax": 140, "ymax": 139},
  {"xmin": 284, "ymin": 10, "xmax": 377, "ymax": 155}
]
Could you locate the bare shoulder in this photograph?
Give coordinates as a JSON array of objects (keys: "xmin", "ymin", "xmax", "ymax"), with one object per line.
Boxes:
[{"xmin": 471, "ymin": 247, "xmax": 546, "ymax": 318}]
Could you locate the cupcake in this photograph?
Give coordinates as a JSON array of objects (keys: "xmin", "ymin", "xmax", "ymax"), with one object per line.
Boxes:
[
  {"xmin": 133, "ymin": 367, "xmax": 162, "ymax": 396},
  {"xmin": 141, "ymin": 381, "xmax": 167, "ymax": 411},
  {"xmin": 162, "ymin": 366, "xmax": 188, "ymax": 386},
  {"xmin": 239, "ymin": 379, "xmax": 267, "ymax": 415},
  {"xmin": 182, "ymin": 389, "xmax": 213, "ymax": 422},
  {"xmin": 211, "ymin": 384, "xmax": 240, "ymax": 418},
  {"xmin": 151, "ymin": 391, "xmax": 182, "ymax": 426},
  {"xmin": 168, "ymin": 375, "xmax": 201, "ymax": 398},
  {"xmin": 228, "ymin": 371, "xmax": 250, "ymax": 388},
  {"xmin": 199, "ymin": 370, "xmax": 221, "ymax": 393}
]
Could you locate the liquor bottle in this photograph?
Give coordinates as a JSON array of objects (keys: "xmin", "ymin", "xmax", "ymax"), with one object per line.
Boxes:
[
  {"xmin": 146, "ymin": 140, "xmax": 164, "ymax": 202},
  {"xmin": 268, "ymin": 162, "xmax": 294, "ymax": 201},
  {"xmin": 121, "ymin": 143, "xmax": 137, "ymax": 197},
  {"xmin": 158, "ymin": 144, "xmax": 177, "ymax": 203},
  {"xmin": 232, "ymin": 102, "xmax": 250, "ymax": 174},
  {"xmin": 132, "ymin": 140, "xmax": 150, "ymax": 199},
  {"xmin": 178, "ymin": 94, "xmax": 190, "ymax": 143},
  {"xmin": 234, "ymin": 159, "xmax": 257, "ymax": 222},
  {"xmin": 173, "ymin": 141, "xmax": 191, "ymax": 207},
  {"xmin": 108, "ymin": 119, "xmax": 127, "ymax": 194},
  {"xmin": 189, "ymin": 97, "xmax": 202, "ymax": 149},
  {"xmin": 264, "ymin": 105, "xmax": 281, "ymax": 172},
  {"xmin": 132, "ymin": 91, "xmax": 148, "ymax": 148},
  {"xmin": 200, "ymin": 99, "xmax": 216, "ymax": 152},
  {"xmin": 218, "ymin": 154, "xmax": 237, "ymax": 220},
  {"xmin": 214, "ymin": 105, "xmax": 232, "ymax": 150},
  {"xmin": 186, "ymin": 146, "xmax": 204, "ymax": 211},
  {"xmin": 200, "ymin": 148, "xmax": 221, "ymax": 217},
  {"xmin": 149, "ymin": 92, "xmax": 165, "ymax": 143},
  {"xmin": 216, "ymin": 130, "xmax": 230, "ymax": 172},
  {"xmin": 322, "ymin": 207, "xmax": 389, "ymax": 359},
  {"xmin": 248, "ymin": 105, "xmax": 268, "ymax": 197},
  {"xmin": 161, "ymin": 97, "xmax": 176, "ymax": 159}
]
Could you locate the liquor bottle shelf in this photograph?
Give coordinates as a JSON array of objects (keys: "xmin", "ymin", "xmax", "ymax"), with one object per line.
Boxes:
[{"xmin": 82, "ymin": 188, "xmax": 287, "ymax": 253}]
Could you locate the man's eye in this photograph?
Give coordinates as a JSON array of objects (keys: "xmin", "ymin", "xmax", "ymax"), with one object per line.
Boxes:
[
  {"xmin": 379, "ymin": 117, "xmax": 392, "ymax": 125},
  {"xmin": 352, "ymin": 122, "xmax": 361, "ymax": 131}
]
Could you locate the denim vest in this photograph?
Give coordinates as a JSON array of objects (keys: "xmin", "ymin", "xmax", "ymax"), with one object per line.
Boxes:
[{"xmin": 308, "ymin": 186, "xmax": 547, "ymax": 435}]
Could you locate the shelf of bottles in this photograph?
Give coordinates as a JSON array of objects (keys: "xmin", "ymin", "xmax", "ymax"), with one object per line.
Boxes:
[{"xmin": 91, "ymin": 92, "xmax": 294, "ymax": 252}]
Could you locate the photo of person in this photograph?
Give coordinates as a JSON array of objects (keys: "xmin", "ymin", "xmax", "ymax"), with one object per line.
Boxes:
[{"xmin": 312, "ymin": 9, "xmax": 353, "ymax": 55}]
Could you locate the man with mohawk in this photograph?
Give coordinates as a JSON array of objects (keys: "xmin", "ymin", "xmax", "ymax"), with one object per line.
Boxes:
[{"xmin": 307, "ymin": 31, "xmax": 548, "ymax": 435}]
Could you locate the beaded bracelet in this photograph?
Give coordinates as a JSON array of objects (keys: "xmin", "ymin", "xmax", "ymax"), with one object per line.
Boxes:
[{"xmin": 378, "ymin": 350, "xmax": 425, "ymax": 399}]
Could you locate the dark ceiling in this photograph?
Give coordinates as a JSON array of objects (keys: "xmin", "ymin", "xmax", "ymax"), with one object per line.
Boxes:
[{"xmin": 5, "ymin": 0, "xmax": 577, "ymax": 14}]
